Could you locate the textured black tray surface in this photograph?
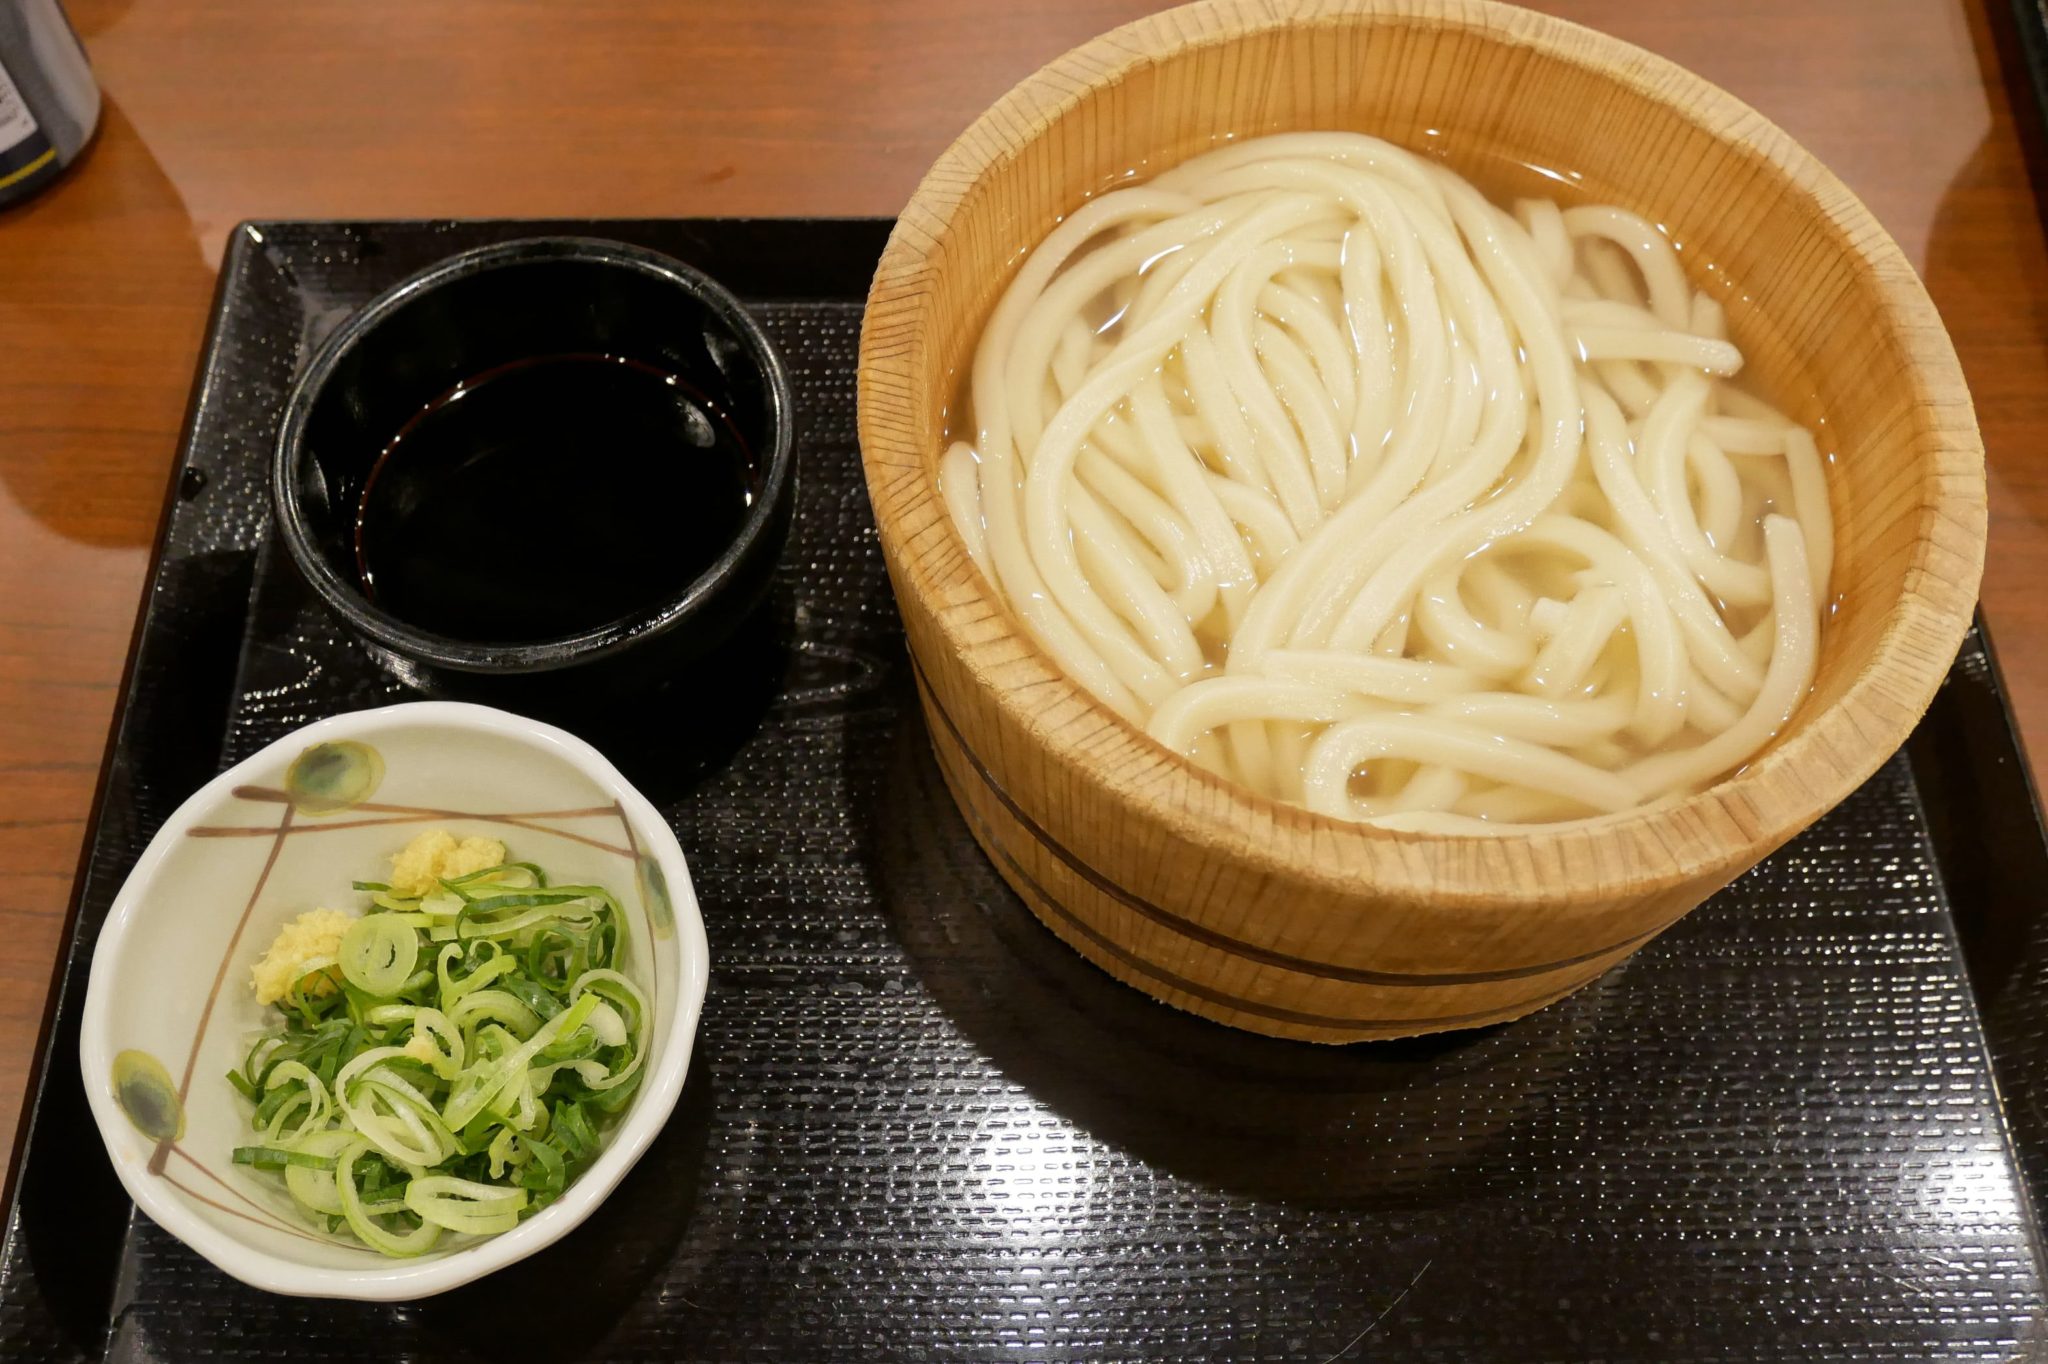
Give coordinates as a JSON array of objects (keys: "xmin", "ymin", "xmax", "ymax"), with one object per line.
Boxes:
[{"xmin": 4, "ymin": 219, "xmax": 2048, "ymax": 1362}]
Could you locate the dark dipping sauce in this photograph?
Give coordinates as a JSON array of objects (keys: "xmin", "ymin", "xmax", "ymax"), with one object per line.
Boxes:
[{"xmin": 354, "ymin": 352, "xmax": 757, "ymax": 644}]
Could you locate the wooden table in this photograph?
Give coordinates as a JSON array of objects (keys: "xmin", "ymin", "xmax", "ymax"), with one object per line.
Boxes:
[{"xmin": 2, "ymin": 0, "xmax": 2044, "ymax": 1185}]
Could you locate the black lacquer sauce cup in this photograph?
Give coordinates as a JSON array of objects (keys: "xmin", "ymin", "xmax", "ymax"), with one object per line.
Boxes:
[{"xmin": 273, "ymin": 236, "xmax": 796, "ymax": 695}]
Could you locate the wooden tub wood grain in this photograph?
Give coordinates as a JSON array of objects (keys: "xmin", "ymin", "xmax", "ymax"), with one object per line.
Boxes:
[{"xmin": 856, "ymin": 0, "xmax": 1986, "ymax": 1041}]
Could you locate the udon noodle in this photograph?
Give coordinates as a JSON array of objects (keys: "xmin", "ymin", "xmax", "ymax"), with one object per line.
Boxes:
[{"xmin": 941, "ymin": 132, "xmax": 1832, "ymax": 832}]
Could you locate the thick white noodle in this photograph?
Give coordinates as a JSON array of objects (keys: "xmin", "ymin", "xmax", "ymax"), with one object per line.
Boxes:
[{"xmin": 941, "ymin": 133, "xmax": 1832, "ymax": 829}]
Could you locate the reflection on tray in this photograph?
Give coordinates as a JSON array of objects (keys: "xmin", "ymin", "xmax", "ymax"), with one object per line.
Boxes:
[{"xmin": 877, "ymin": 710, "xmax": 1616, "ymax": 1207}]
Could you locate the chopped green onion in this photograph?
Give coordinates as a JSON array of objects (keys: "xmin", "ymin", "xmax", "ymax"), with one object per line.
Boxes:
[
  {"xmin": 339, "ymin": 913, "xmax": 419, "ymax": 995},
  {"xmin": 336, "ymin": 1138, "xmax": 441, "ymax": 1257},
  {"xmin": 226, "ymin": 845, "xmax": 644, "ymax": 1257},
  {"xmin": 282, "ymin": 1128, "xmax": 357, "ymax": 1215},
  {"xmin": 404, "ymin": 1174, "xmax": 528, "ymax": 1235},
  {"xmin": 231, "ymin": 1145, "xmax": 339, "ymax": 1171}
]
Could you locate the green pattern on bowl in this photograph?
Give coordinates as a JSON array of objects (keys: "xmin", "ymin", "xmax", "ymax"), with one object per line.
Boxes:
[
  {"xmin": 285, "ymin": 740, "xmax": 385, "ymax": 814},
  {"xmin": 111, "ymin": 1049, "xmax": 185, "ymax": 1142},
  {"xmin": 639, "ymin": 855, "xmax": 675, "ymax": 937}
]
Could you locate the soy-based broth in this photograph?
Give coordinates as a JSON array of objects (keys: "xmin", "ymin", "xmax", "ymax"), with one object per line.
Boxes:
[{"xmin": 355, "ymin": 353, "xmax": 757, "ymax": 645}]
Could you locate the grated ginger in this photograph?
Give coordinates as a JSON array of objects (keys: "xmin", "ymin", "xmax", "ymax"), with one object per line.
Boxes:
[
  {"xmin": 387, "ymin": 829, "xmax": 508, "ymax": 898},
  {"xmin": 250, "ymin": 907, "xmax": 357, "ymax": 1006}
]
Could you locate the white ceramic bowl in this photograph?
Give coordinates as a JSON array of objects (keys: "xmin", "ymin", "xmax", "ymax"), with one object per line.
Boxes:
[{"xmin": 78, "ymin": 701, "xmax": 710, "ymax": 1300}]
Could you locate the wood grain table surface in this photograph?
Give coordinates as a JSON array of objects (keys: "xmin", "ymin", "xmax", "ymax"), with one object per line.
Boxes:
[{"xmin": 3, "ymin": 0, "xmax": 2045, "ymax": 1188}]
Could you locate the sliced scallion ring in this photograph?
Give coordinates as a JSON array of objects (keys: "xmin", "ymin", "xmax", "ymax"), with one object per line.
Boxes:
[{"xmin": 338, "ymin": 913, "xmax": 419, "ymax": 995}]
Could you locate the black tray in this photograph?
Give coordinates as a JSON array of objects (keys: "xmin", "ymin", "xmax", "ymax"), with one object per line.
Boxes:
[{"xmin": 6, "ymin": 218, "xmax": 2048, "ymax": 1362}]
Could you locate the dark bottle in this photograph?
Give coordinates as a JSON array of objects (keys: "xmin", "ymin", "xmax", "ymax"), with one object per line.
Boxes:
[{"xmin": 0, "ymin": 0, "xmax": 98, "ymax": 209}]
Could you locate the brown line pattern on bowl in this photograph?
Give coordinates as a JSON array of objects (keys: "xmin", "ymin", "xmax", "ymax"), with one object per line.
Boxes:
[
  {"xmin": 166, "ymin": 1143, "xmax": 326, "ymax": 1243},
  {"xmin": 232, "ymin": 786, "xmax": 619, "ymax": 820},
  {"xmin": 156, "ymin": 802, "xmax": 296, "ymax": 1178},
  {"xmin": 192, "ymin": 808, "xmax": 635, "ymax": 858},
  {"xmin": 164, "ymin": 1168, "xmax": 331, "ymax": 1246},
  {"xmin": 911, "ymin": 659, "xmax": 1673, "ymax": 986}
]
